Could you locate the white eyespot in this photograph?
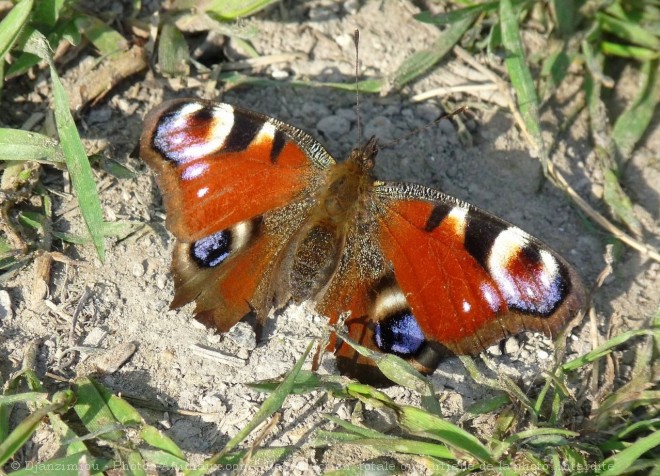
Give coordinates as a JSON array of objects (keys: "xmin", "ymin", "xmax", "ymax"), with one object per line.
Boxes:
[
  {"xmin": 155, "ymin": 103, "xmax": 235, "ymax": 163},
  {"xmin": 480, "ymin": 282, "xmax": 502, "ymax": 312},
  {"xmin": 182, "ymin": 162, "xmax": 209, "ymax": 180},
  {"xmin": 197, "ymin": 187, "xmax": 209, "ymax": 198}
]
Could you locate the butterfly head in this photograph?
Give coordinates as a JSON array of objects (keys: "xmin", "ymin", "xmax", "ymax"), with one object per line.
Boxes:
[{"xmin": 347, "ymin": 135, "xmax": 378, "ymax": 173}]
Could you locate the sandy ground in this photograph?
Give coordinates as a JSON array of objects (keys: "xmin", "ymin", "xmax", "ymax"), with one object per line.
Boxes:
[{"xmin": 1, "ymin": 1, "xmax": 659, "ymax": 474}]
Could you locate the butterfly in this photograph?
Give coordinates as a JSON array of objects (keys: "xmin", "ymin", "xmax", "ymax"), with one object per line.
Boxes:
[{"xmin": 139, "ymin": 98, "xmax": 586, "ymax": 384}]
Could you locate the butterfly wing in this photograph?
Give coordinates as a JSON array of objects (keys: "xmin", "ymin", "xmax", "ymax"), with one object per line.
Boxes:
[
  {"xmin": 140, "ymin": 99, "xmax": 333, "ymax": 328},
  {"xmin": 330, "ymin": 181, "xmax": 585, "ymax": 381},
  {"xmin": 140, "ymin": 99, "xmax": 334, "ymax": 241},
  {"xmin": 375, "ymin": 182, "xmax": 585, "ymax": 353}
]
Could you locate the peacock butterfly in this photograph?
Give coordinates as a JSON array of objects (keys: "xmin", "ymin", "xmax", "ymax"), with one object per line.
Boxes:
[{"xmin": 139, "ymin": 98, "xmax": 585, "ymax": 384}]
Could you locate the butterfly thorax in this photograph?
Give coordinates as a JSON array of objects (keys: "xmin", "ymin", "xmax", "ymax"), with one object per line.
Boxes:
[
  {"xmin": 321, "ymin": 144, "xmax": 376, "ymax": 220},
  {"xmin": 282, "ymin": 138, "xmax": 379, "ymax": 302}
]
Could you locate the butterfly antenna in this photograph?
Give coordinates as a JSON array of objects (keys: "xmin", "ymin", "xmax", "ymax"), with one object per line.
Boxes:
[
  {"xmin": 353, "ymin": 29, "xmax": 362, "ymax": 146},
  {"xmin": 380, "ymin": 105, "xmax": 470, "ymax": 150}
]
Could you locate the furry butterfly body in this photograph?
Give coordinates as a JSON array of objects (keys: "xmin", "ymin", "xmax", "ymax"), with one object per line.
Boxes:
[{"xmin": 140, "ymin": 98, "xmax": 585, "ymax": 383}]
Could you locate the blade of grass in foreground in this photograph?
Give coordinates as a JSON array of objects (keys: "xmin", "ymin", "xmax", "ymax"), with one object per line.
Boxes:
[
  {"xmin": 598, "ymin": 429, "xmax": 660, "ymax": 476},
  {"xmin": 390, "ymin": 13, "xmax": 476, "ymax": 90},
  {"xmin": 0, "ymin": 0, "xmax": 34, "ymax": 67},
  {"xmin": 22, "ymin": 30, "xmax": 106, "ymax": 261},
  {"xmin": 0, "ymin": 390, "xmax": 75, "ymax": 467},
  {"xmin": 185, "ymin": 341, "xmax": 314, "ymax": 476},
  {"xmin": 202, "ymin": 0, "xmax": 279, "ymax": 20},
  {"xmin": 0, "ymin": 129, "xmax": 65, "ymax": 162},
  {"xmin": 499, "ymin": 0, "xmax": 546, "ymax": 172},
  {"xmin": 612, "ymin": 60, "xmax": 660, "ymax": 159},
  {"xmin": 562, "ymin": 328, "xmax": 658, "ymax": 371}
]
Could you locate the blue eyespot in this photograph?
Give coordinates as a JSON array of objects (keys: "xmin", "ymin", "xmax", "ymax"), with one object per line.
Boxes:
[
  {"xmin": 374, "ymin": 311, "xmax": 425, "ymax": 357},
  {"xmin": 191, "ymin": 230, "xmax": 232, "ymax": 267}
]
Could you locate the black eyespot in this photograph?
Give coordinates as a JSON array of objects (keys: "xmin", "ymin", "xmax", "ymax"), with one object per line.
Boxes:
[
  {"xmin": 191, "ymin": 230, "xmax": 232, "ymax": 267},
  {"xmin": 374, "ymin": 311, "xmax": 425, "ymax": 357}
]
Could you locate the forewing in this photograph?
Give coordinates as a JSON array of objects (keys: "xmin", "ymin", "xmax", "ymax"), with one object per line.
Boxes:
[{"xmin": 140, "ymin": 98, "xmax": 334, "ymax": 241}]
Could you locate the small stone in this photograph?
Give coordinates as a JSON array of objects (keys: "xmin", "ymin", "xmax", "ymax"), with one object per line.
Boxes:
[
  {"xmin": 316, "ymin": 115, "xmax": 351, "ymax": 140},
  {"xmin": 504, "ymin": 336, "xmax": 520, "ymax": 355},
  {"xmin": 364, "ymin": 116, "xmax": 393, "ymax": 141},
  {"xmin": 537, "ymin": 349, "xmax": 550, "ymax": 360},
  {"xmin": 271, "ymin": 68, "xmax": 289, "ymax": 80},
  {"xmin": 82, "ymin": 327, "xmax": 108, "ymax": 347},
  {"xmin": 156, "ymin": 275, "xmax": 168, "ymax": 290},
  {"xmin": 225, "ymin": 322, "xmax": 256, "ymax": 350},
  {"xmin": 0, "ymin": 290, "xmax": 13, "ymax": 320},
  {"xmin": 487, "ymin": 343, "xmax": 502, "ymax": 356},
  {"xmin": 438, "ymin": 118, "xmax": 456, "ymax": 135},
  {"xmin": 308, "ymin": 5, "xmax": 338, "ymax": 21},
  {"xmin": 132, "ymin": 261, "xmax": 145, "ymax": 277},
  {"xmin": 343, "ymin": 0, "xmax": 359, "ymax": 14},
  {"xmin": 94, "ymin": 342, "xmax": 138, "ymax": 374}
]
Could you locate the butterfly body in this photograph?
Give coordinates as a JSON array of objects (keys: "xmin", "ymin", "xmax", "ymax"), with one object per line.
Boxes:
[{"xmin": 140, "ymin": 98, "xmax": 585, "ymax": 383}]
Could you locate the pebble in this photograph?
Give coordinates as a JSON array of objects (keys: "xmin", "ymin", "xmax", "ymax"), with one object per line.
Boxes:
[
  {"xmin": 83, "ymin": 327, "xmax": 108, "ymax": 347},
  {"xmin": 364, "ymin": 116, "xmax": 393, "ymax": 141},
  {"xmin": 94, "ymin": 341, "xmax": 137, "ymax": 374},
  {"xmin": 316, "ymin": 115, "xmax": 351, "ymax": 140},
  {"xmin": 0, "ymin": 290, "xmax": 12, "ymax": 320},
  {"xmin": 226, "ymin": 322, "xmax": 257, "ymax": 350},
  {"xmin": 504, "ymin": 336, "xmax": 520, "ymax": 355},
  {"xmin": 132, "ymin": 261, "xmax": 145, "ymax": 277}
]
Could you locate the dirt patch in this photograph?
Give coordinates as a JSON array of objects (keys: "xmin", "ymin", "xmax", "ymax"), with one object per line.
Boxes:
[{"xmin": 1, "ymin": 1, "xmax": 658, "ymax": 473}]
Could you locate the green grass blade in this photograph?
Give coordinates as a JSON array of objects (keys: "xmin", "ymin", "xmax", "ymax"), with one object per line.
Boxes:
[
  {"xmin": 49, "ymin": 413, "xmax": 88, "ymax": 456},
  {"xmin": 337, "ymin": 332, "xmax": 440, "ymax": 414},
  {"xmin": 0, "ymin": 0, "xmax": 34, "ymax": 62},
  {"xmin": 603, "ymin": 168, "xmax": 642, "ymax": 236},
  {"xmin": 121, "ymin": 449, "xmax": 147, "ymax": 476},
  {"xmin": 158, "ymin": 22, "xmax": 190, "ymax": 77},
  {"xmin": 74, "ymin": 14, "xmax": 129, "ymax": 56},
  {"xmin": 139, "ymin": 448, "xmax": 188, "ymax": 469},
  {"xmin": 72, "ymin": 378, "xmax": 126, "ymax": 442},
  {"xmin": 248, "ymin": 369, "xmax": 345, "ymax": 395},
  {"xmin": 391, "ymin": 14, "xmax": 476, "ymax": 90},
  {"xmin": 612, "ymin": 60, "xmax": 660, "ymax": 158},
  {"xmin": 344, "ymin": 437, "xmax": 454, "ymax": 460},
  {"xmin": 0, "ymin": 392, "xmax": 48, "ymax": 405},
  {"xmin": 0, "ymin": 390, "xmax": 74, "ymax": 467},
  {"xmin": 22, "ymin": 30, "xmax": 106, "ymax": 261},
  {"xmin": 32, "ymin": 0, "xmax": 67, "ymax": 27},
  {"xmin": 141, "ymin": 425, "xmax": 185, "ymax": 460},
  {"xmin": 415, "ymin": 2, "xmax": 497, "ymax": 25},
  {"xmin": 201, "ymin": 0, "xmax": 279, "ymax": 20},
  {"xmin": 396, "ymin": 406, "xmax": 494, "ymax": 463},
  {"xmin": 0, "ymin": 129, "xmax": 65, "ymax": 162},
  {"xmin": 599, "ymin": 429, "xmax": 660, "ymax": 476},
  {"xmin": 562, "ymin": 328, "xmax": 658, "ymax": 371},
  {"xmin": 597, "ymin": 12, "xmax": 660, "ymax": 51},
  {"xmin": 89, "ymin": 378, "xmax": 142, "ymax": 425},
  {"xmin": 185, "ymin": 341, "xmax": 313, "ymax": 476},
  {"xmin": 551, "ymin": 0, "xmax": 579, "ymax": 36},
  {"xmin": 9, "ymin": 452, "xmax": 110, "ymax": 475},
  {"xmin": 500, "ymin": 0, "xmax": 546, "ymax": 171},
  {"xmin": 504, "ymin": 427, "xmax": 579, "ymax": 445},
  {"xmin": 466, "ymin": 394, "xmax": 510, "ymax": 414},
  {"xmin": 601, "ymin": 41, "xmax": 660, "ymax": 60}
]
